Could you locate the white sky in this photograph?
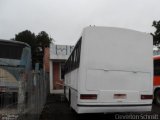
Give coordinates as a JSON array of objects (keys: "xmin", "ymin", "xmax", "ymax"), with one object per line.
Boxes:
[{"xmin": 0, "ymin": 0, "xmax": 160, "ymax": 45}]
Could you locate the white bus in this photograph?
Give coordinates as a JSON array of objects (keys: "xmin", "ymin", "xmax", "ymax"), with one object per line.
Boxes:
[{"xmin": 64, "ymin": 26, "xmax": 153, "ymax": 114}]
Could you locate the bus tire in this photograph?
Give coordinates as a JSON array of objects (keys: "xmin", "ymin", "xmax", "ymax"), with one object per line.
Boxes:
[
  {"xmin": 64, "ymin": 86, "xmax": 67, "ymax": 101},
  {"xmin": 64, "ymin": 86, "xmax": 66, "ymax": 97},
  {"xmin": 154, "ymin": 89, "xmax": 160, "ymax": 106},
  {"xmin": 69, "ymin": 89, "xmax": 71, "ymax": 106},
  {"xmin": 68, "ymin": 89, "xmax": 75, "ymax": 112}
]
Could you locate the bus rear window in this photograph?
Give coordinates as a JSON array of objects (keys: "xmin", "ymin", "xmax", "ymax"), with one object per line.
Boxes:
[{"xmin": 154, "ymin": 59, "xmax": 160, "ymax": 76}]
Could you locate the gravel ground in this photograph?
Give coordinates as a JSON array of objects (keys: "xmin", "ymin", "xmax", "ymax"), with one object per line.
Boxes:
[{"xmin": 40, "ymin": 94, "xmax": 160, "ymax": 120}]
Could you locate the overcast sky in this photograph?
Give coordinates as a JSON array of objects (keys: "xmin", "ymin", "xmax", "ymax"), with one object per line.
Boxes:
[{"xmin": 0, "ymin": 0, "xmax": 160, "ymax": 45}]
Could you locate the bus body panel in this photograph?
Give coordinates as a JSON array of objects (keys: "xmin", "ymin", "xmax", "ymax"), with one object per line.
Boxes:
[
  {"xmin": 65, "ymin": 27, "xmax": 153, "ymax": 113},
  {"xmin": 77, "ymin": 106, "xmax": 151, "ymax": 114},
  {"xmin": 86, "ymin": 70, "xmax": 151, "ymax": 92},
  {"xmin": 86, "ymin": 69, "xmax": 152, "ymax": 103},
  {"xmin": 154, "ymin": 76, "xmax": 160, "ymax": 86},
  {"xmin": 84, "ymin": 27, "xmax": 152, "ymax": 72}
]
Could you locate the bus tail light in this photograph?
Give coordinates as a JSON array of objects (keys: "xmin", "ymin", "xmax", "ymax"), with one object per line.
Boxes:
[
  {"xmin": 80, "ymin": 94, "xmax": 97, "ymax": 100},
  {"xmin": 141, "ymin": 95, "xmax": 153, "ymax": 100}
]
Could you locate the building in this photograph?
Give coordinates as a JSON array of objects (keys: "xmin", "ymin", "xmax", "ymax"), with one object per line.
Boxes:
[{"xmin": 44, "ymin": 43, "xmax": 74, "ymax": 94}]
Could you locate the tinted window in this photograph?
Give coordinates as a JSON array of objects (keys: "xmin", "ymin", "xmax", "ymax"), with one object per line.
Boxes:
[
  {"xmin": 154, "ymin": 59, "xmax": 160, "ymax": 76},
  {"xmin": 65, "ymin": 37, "xmax": 82, "ymax": 73},
  {"xmin": 0, "ymin": 43, "xmax": 24, "ymax": 59}
]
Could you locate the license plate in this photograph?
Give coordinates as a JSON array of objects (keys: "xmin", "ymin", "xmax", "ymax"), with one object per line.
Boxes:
[{"xmin": 114, "ymin": 94, "xmax": 127, "ymax": 99}]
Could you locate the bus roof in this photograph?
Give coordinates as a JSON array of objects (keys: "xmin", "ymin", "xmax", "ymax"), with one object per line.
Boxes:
[
  {"xmin": 0, "ymin": 39, "xmax": 30, "ymax": 47},
  {"xmin": 83, "ymin": 26, "xmax": 148, "ymax": 35}
]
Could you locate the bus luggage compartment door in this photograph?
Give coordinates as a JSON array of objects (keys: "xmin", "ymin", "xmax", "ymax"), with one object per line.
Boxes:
[{"xmin": 86, "ymin": 69, "xmax": 152, "ymax": 103}]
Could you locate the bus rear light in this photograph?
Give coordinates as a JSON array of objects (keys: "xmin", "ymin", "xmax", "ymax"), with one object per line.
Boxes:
[
  {"xmin": 80, "ymin": 94, "xmax": 97, "ymax": 100},
  {"xmin": 141, "ymin": 95, "xmax": 153, "ymax": 100}
]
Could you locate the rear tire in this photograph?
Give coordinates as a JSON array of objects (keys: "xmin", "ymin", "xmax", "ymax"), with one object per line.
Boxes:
[
  {"xmin": 64, "ymin": 86, "xmax": 66, "ymax": 95},
  {"xmin": 68, "ymin": 89, "xmax": 76, "ymax": 113},
  {"xmin": 64, "ymin": 86, "xmax": 67, "ymax": 101},
  {"xmin": 154, "ymin": 89, "xmax": 160, "ymax": 106},
  {"xmin": 69, "ymin": 89, "xmax": 71, "ymax": 106}
]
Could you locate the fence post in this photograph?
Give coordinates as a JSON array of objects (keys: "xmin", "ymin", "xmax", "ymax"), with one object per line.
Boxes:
[{"xmin": 17, "ymin": 70, "xmax": 25, "ymax": 117}]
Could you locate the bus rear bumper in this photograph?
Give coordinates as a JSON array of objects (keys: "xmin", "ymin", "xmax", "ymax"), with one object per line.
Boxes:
[{"xmin": 76, "ymin": 104, "xmax": 152, "ymax": 114}]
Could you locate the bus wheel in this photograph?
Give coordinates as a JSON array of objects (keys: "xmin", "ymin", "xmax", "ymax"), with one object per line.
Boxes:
[
  {"xmin": 64, "ymin": 86, "xmax": 66, "ymax": 97},
  {"xmin": 69, "ymin": 89, "xmax": 71, "ymax": 106},
  {"xmin": 155, "ymin": 89, "xmax": 160, "ymax": 106},
  {"xmin": 68, "ymin": 89, "xmax": 75, "ymax": 112},
  {"xmin": 64, "ymin": 86, "xmax": 67, "ymax": 101}
]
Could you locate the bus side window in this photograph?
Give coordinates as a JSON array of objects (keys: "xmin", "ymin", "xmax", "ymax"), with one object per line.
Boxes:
[
  {"xmin": 154, "ymin": 60, "xmax": 160, "ymax": 76},
  {"xmin": 65, "ymin": 37, "xmax": 82, "ymax": 74}
]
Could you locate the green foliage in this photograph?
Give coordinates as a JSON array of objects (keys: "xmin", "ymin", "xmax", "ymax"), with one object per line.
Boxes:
[
  {"xmin": 36, "ymin": 31, "xmax": 52, "ymax": 52},
  {"xmin": 13, "ymin": 30, "xmax": 52, "ymax": 69},
  {"xmin": 152, "ymin": 20, "xmax": 160, "ymax": 46},
  {"xmin": 36, "ymin": 31, "xmax": 52, "ymax": 68},
  {"xmin": 15, "ymin": 30, "xmax": 36, "ymax": 48}
]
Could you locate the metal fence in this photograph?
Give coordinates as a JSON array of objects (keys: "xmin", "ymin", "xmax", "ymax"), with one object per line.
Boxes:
[{"xmin": 0, "ymin": 65, "xmax": 49, "ymax": 120}]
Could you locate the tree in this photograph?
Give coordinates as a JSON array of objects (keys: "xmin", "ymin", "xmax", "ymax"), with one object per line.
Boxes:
[
  {"xmin": 15, "ymin": 30, "xmax": 37, "ymax": 48},
  {"xmin": 36, "ymin": 31, "xmax": 52, "ymax": 68},
  {"xmin": 151, "ymin": 20, "xmax": 160, "ymax": 47},
  {"xmin": 36, "ymin": 31, "xmax": 52, "ymax": 53},
  {"xmin": 13, "ymin": 30, "xmax": 52, "ymax": 69}
]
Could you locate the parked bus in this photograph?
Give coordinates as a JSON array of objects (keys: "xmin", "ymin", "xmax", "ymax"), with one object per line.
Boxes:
[
  {"xmin": 153, "ymin": 55, "xmax": 160, "ymax": 105},
  {"xmin": 0, "ymin": 39, "xmax": 31, "ymax": 68},
  {"xmin": 64, "ymin": 26, "xmax": 153, "ymax": 114},
  {"xmin": 0, "ymin": 39, "xmax": 31, "ymax": 106}
]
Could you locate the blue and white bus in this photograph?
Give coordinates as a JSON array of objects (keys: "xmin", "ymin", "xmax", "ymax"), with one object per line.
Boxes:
[{"xmin": 0, "ymin": 39, "xmax": 31, "ymax": 105}]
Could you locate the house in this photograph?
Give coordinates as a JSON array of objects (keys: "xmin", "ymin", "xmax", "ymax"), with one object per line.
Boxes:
[{"xmin": 43, "ymin": 43, "xmax": 74, "ymax": 94}]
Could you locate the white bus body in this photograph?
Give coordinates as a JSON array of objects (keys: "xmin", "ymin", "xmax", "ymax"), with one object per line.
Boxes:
[{"xmin": 64, "ymin": 26, "xmax": 153, "ymax": 114}]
